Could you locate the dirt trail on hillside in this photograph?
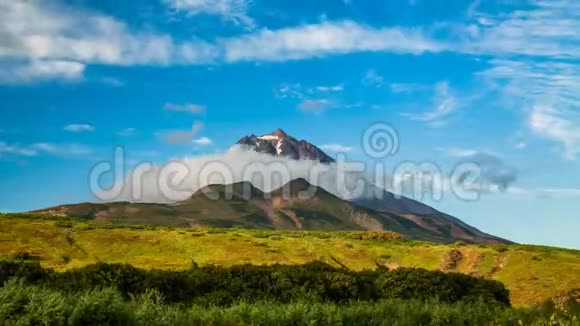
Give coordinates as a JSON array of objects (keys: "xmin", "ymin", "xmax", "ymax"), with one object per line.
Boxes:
[{"xmin": 491, "ymin": 253, "xmax": 508, "ymax": 276}]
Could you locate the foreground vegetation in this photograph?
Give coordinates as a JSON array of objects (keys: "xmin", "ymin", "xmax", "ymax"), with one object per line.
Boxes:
[
  {"xmin": 0, "ymin": 262, "xmax": 578, "ymax": 325},
  {"xmin": 1, "ymin": 214, "xmax": 579, "ymax": 307},
  {"xmin": 0, "ymin": 284, "xmax": 578, "ymax": 325},
  {"xmin": 0, "ymin": 261, "xmax": 510, "ymax": 306},
  {"xmin": 0, "ymin": 256, "xmax": 580, "ymax": 325}
]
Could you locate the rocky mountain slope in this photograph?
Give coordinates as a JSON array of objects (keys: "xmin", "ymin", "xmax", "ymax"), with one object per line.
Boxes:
[
  {"xmin": 236, "ymin": 129, "xmax": 335, "ymax": 163},
  {"xmin": 30, "ymin": 179, "xmax": 509, "ymax": 244},
  {"xmin": 236, "ymin": 129, "xmax": 511, "ymax": 244}
]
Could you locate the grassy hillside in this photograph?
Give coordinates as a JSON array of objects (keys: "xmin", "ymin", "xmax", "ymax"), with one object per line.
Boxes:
[
  {"xmin": 1, "ymin": 215, "xmax": 579, "ymax": 307},
  {"xmin": 29, "ymin": 180, "xmax": 510, "ymax": 245}
]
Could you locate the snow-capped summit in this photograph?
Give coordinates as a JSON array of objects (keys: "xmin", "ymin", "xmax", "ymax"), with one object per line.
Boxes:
[{"xmin": 236, "ymin": 129, "xmax": 335, "ymax": 163}]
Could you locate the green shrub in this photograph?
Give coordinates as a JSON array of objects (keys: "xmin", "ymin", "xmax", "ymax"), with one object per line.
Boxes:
[
  {"xmin": 0, "ymin": 260, "xmax": 511, "ymax": 307},
  {"xmin": 0, "ymin": 282, "xmax": 576, "ymax": 326},
  {"xmin": 493, "ymin": 245, "xmax": 509, "ymax": 253},
  {"xmin": 55, "ymin": 220, "xmax": 74, "ymax": 228},
  {"xmin": 69, "ymin": 288, "xmax": 135, "ymax": 325},
  {"xmin": 346, "ymin": 231, "xmax": 405, "ymax": 241},
  {"xmin": 453, "ymin": 241, "xmax": 466, "ymax": 247}
]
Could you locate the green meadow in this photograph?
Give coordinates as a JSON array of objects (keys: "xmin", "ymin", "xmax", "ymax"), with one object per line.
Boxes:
[{"xmin": 1, "ymin": 214, "xmax": 579, "ymax": 308}]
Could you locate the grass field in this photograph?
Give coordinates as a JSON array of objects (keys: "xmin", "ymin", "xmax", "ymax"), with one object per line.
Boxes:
[{"xmin": 1, "ymin": 215, "xmax": 579, "ymax": 307}]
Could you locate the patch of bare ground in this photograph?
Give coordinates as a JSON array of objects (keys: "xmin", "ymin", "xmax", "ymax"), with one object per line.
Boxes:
[{"xmin": 441, "ymin": 249, "xmax": 464, "ymax": 271}]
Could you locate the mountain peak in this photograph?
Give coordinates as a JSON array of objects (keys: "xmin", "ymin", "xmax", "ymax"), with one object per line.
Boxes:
[
  {"xmin": 191, "ymin": 181, "xmax": 264, "ymax": 200},
  {"xmin": 236, "ymin": 129, "xmax": 335, "ymax": 164},
  {"xmin": 270, "ymin": 178, "xmax": 318, "ymax": 197},
  {"xmin": 269, "ymin": 128, "xmax": 288, "ymax": 138}
]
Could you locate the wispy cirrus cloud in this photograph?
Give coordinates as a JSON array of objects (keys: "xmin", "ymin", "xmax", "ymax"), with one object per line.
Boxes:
[
  {"xmin": 117, "ymin": 128, "xmax": 136, "ymax": 137},
  {"xmin": 316, "ymin": 84, "xmax": 344, "ymax": 93},
  {"xmin": 163, "ymin": 0, "xmax": 254, "ymax": 28},
  {"xmin": 64, "ymin": 124, "xmax": 95, "ymax": 133},
  {"xmin": 274, "ymin": 83, "xmax": 305, "ymax": 99},
  {"xmin": 455, "ymin": 1, "xmax": 580, "ymax": 159},
  {"xmin": 478, "ymin": 58, "xmax": 580, "ymax": 160},
  {"xmin": 164, "ymin": 103, "xmax": 206, "ymax": 114},
  {"xmin": 460, "ymin": 0, "xmax": 580, "ymax": 59},
  {"xmin": 0, "ymin": 142, "xmax": 37, "ymax": 157},
  {"xmin": 158, "ymin": 121, "xmax": 205, "ymax": 144},
  {"xmin": 224, "ymin": 21, "xmax": 441, "ymax": 62},
  {"xmin": 0, "ymin": 60, "xmax": 85, "ymax": 84},
  {"xmin": 0, "ymin": 142, "xmax": 92, "ymax": 158},
  {"xmin": 363, "ymin": 71, "xmax": 427, "ymax": 94},
  {"xmin": 275, "ymin": 83, "xmax": 348, "ymax": 114},
  {"xmin": 101, "ymin": 77, "xmax": 125, "ymax": 87},
  {"xmin": 390, "ymin": 83, "xmax": 427, "ymax": 94},
  {"xmin": 297, "ymin": 99, "xmax": 331, "ymax": 113},
  {"xmin": 401, "ymin": 82, "xmax": 458, "ymax": 127},
  {"xmin": 30, "ymin": 143, "xmax": 93, "ymax": 156},
  {"xmin": 529, "ymin": 106, "xmax": 580, "ymax": 160},
  {"xmin": 319, "ymin": 144, "xmax": 353, "ymax": 153},
  {"xmin": 192, "ymin": 136, "xmax": 213, "ymax": 146},
  {"xmin": 275, "ymin": 83, "xmax": 343, "ymax": 99},
  {"xmin": 362, "ymin": 69, "xmax": 385, "ymax": 88},
  {"xmin": 508, "ymin": 186, "xmax": 580, "ymax": 200}
]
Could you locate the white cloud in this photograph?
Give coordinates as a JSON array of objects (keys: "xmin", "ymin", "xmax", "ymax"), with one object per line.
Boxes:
[
  {"xmin": 2, "ymin": 0, "xmax": 579, "ymax": 89},
  {"xmin": 101, "ymin": 77, "xmax": 125, "ymax": 87},
  {"xmin": 529, "ymin": 106, "xmax": 580, "ymax": 160},
  {"xmin": 514, "ymin": 141, "xmax": 527, "ymax": 150},
  {"xmin": 462, "ymin": 0, "xmax": 580, "ymax": 59},
  {"xmin": 223, "ymin": 21, "xmax": 442, "ymax": 62},
  {"xmin": 437, "ymin": 147, "xmax": 479, "ymax": 158},
  {"xmin": 274, "ymin": 84, "xmax": 305, "ymax": 99},
  {"xmin": 438, "ymin": 148, "xmax": 517, "ymax": 190},
  {"xmin": 31, "ymin": 143, "xmax": 93, "ymax": 156},
  {"xmin": 104, "ymin": 145, "xmax": 521, "ymax": 204},
  {"xmin": 298, "ymin": 99, "xmax": 330, "ymax": 113},
  {"xmin": 0, "ymin": 1, "xmax": 216, "ymax": 82},
  {"xmin": 508, "ymin": 186, "xmax": 580, "ymax": 200},
  {"xmin": 390, "ymin": 83, "xmax": 426, "ymax": 94},
  {"xmin": 117, "ymin": 128, "xmax": 136, "ymax": 137},
  {"xmin": 164, "ymin": 0, "xmax": 254, "ymax": 28},
  {"xmin": 0, "ymin": 142, "xmax": 37, "ymax": 157},
  {"xmin": 192, "ymin": 136, "xmax": 213, "ymax": 145},
  {"xmin": 456, "ymin": 2, "xmax": 580, "ymax": 159},
  {"xmin": 0, "ymin": 60, "xmax": 85, "ymax": 84},
  {"xmin": 0, "ymin": 141, "xmax": 92, "ymax": 158},
  {"xmin": 402, "ymin": 81, "xmax": 458, "ymax": 125},
  {"xmin": 478, "ymin": 59, "xmax": 580, "ymax": 159},
  {"xmin": 362, "ymin": 69, "xmax": 385, "ymax": 87},
  {"xmin": 64, "ymin": 124, "xmax": 95, "ymax": 133},
  {"xmin": 106, "ymin": 146, "xmax": 369, "ymax": 203},
  {"xmin": 316, "ymin": 84, "xmax": 344, "ymax": 92},
  {"xmin": 276, "ymin": 83, "xmax": 349, "ymax": 113},
  {"xmin": 537, "ymin": 188, "xmax": 580, "ymax": 199},
  {"xmin": 164, "ymin": 103, "xmax": 206, "ymax": 114},
  {"xmin": 0, "ymin": 2, "xmax": 441, "ymax": 85},
  {"xmin": 319, "ymin": 144, "xmax": 353, "ymax": 152},
  {"xmin": 158, "ymin": 121, "xmax": 205, "ymax": 144},
  {"xmin": 275, "ymin": 83, "xmax": 344, "ymax": 100}
]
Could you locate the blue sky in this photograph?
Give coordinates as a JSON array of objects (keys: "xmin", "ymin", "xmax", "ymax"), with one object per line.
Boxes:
[{"xmin": 0, "ymin": 0, "xmax": 579, "ymax": 249}]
